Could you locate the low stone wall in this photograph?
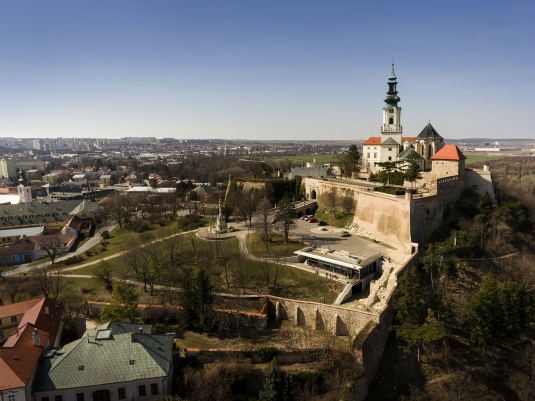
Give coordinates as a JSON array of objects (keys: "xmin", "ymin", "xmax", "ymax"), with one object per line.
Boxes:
[
  {"xmin": 183, "ymin": 348, "xmax": 326, "ymax": 365},
  {"xmin": 266, "ymin": 295, "xmax": 380, "ymax": 337},
  {"xmin": 86, "ymin": 301, "xmax": 268, "ymax": 329}
]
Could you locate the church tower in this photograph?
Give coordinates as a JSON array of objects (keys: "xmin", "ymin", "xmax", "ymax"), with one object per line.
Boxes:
[
  {"xmin": 381, "ymin": 63, "xmax": 403, "ymax": 146},
  {"xmin": 17, "ymin": 171, "xmax": 32, "ymax": 204}
]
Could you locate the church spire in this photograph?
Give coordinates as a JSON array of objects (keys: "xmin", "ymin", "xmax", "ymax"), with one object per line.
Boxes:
[{"xmin": 384, "ymin": 62, "xmax": 400, "ymax": 107}]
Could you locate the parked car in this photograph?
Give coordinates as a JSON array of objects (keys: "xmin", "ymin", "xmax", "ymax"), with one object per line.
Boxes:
[
  {"xmin": 317, "ymin": 221, "xmax": 327, "ymax": 226},
  {"xmin": 339, "ymin": 230, "xmax": 350, "ymax": 237},
  {"xmin": 308, "ymin": 218, "xmax": 318, "ymax": 223},
  {"xmin": 301, "ymin": 215, "xmax": 312, "ymax": 220}
]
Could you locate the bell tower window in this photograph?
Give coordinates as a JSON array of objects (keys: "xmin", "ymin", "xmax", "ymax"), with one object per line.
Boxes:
[{"xmin": 389, "ymin": 117, "xmax": 394, "ymax": 124}]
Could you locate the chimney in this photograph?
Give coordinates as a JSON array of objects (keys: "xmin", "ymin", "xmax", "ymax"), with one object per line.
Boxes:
[
  {"xmin": 45, "ymin": 306, "xmax": 50, "ymax": 315},
  {"xmin": 32, "ymin": 329, "xmax": 41, "ymax": 347},
  {"xmin": 138, "ymin": 327, "xmax": 143, "ymax": 334},
  {"xmin": 130, "ymin": 332, "xmax": 135, "ymax": 342}
]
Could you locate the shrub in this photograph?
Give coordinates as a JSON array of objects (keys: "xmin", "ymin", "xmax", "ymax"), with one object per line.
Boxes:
[
  {"xmin": 63, "ymin": 255, "xmax": 85, "ymax": 266},
  {"xmin": 257, "ymin": 346, "xmax": 279, "ymax": 362},
  {"xmin": 101, "ymin": 230, "xmax": 110, "ymax": 239}
]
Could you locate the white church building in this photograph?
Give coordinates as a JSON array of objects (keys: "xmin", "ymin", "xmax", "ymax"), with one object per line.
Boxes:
[{"xmin": 362, "ymin": 65, "xmax": 446, "ymax": 172}]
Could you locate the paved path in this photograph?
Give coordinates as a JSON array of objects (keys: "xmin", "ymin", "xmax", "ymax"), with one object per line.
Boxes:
[{"xmin": 6, "ymin": 224, "xmax": 200, "ymax": 276}]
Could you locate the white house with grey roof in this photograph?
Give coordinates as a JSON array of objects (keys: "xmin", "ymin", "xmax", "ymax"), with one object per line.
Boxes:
[{"xmin": 32, "ymin": 322, "xmax": 174, "ymax": 401}]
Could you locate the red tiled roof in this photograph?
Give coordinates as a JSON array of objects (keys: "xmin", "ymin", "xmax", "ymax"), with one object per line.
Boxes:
[
  {"xmin": 17, "ymin": 298, "xmax": 64, "ymax": 347},
  {"xmin": 66, "ymin": 215, "xmax": 83, "ymax": 232},
  {"xmin": 402, "ymin": 137, "xmax": 416, "ymax": 142},
  {"xmin": 0, "ymin": 299, "xmax": 40, "ymax": 320},
  {"xmin": 0, "ymin": 324, "xmax": 49, "ymax": 390},
  {"xmin": 363, "ymin": 137, "xmax": 381, "ymax": 145},
  {"xmin": 430, "ymin": 144, "xmax": 467, "ymax": 161},
  {"xmin": 0, "ymin": 357, "xmax": 25, "ymax": 390}
]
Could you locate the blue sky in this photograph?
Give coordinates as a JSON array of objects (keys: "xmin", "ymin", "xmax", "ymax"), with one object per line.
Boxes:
[{"xmin": 0, "ymin": 1, "xmax": 533, "ymax": 140}]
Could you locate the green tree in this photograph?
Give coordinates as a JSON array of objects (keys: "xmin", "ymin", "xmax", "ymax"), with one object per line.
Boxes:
[
  {"xmin": 259, "ymin": 361, "xmax": 291, "ymax": 401},
  {"xmin": 100, "ymin": 284, "xmax": 139, "ymax": 323},
  {"xmin": 178, "ymin": 268, "xmax": 214, "ymax": 331},
  {"xmin": 376, "ymin": 161, "xmax": 402, "ymax": 187},
  {"xmin": 465, "ymin": 274, "xmax": 532, "ymax": 350},
  {"xmin": 468, "ymin": 275, "xmax": 500, "ymax": 348},
  {"xmin": 404, "ymin": 156, "xmax": 422, "ymax": 189},
  {"xmin": 339, "ymin": 144, "xmax": 360, "ymax": 178},
  {"xmin": 496, "ymin": 200, "xmax": 532, "ymax": 231},
  {"xmin": 394, "ymin": 267, "xmax": 426, "ymax": 324}
]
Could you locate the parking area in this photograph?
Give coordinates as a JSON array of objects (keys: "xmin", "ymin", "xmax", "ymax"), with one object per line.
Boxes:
[{"xmin": 279, "ymin": 218, "xmax": 392, "ymax": 260}]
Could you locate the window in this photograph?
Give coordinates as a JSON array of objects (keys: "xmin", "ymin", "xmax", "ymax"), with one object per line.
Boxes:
[
  {"xmin": 389, "ymin": 117, "xmax": 394, "ymax": 124},
  {"xmin": 151, "ymin": 384, "xmax": 158, "ymax": 396},
  {"xmin": 367, "ymin": 153, "xmax": 370, "ymax": 158},
  {"xmin": 41, "ymin": 398, "xmax": 49, "ymax": 401},
  {"xmin": 0, "ymin": 331, "xmax": 4, "ymax": 339},
  {"xmin": 118, "ymin": 388, "xmax": 126, "ymax": 400},
  {"xmin": 138, "ymin": 385, "xmax": 146, "ymax": 397},
  {"xmin": 7, "ymin": 395, "xmax": 16, "ymax": 401},
  {"xmin": 76, "ymin": 394, "xmax": 84, "ymax": 401},
  {"xmin": 388, "ymin": 148, "xmax": 392, "ymax": 151},
  {"xmin": 55, "ymin": 396, "xmax": 63, "ymax": 401},
  {"xmin": 388, "ymin": 157, "xmax": 392, "ymax": 161},
  {"xmin": 373, "ymin": 153, "xmax": 377, "ymax": 158},
  {"xmin": 11, "ymin": 315, "xmax": 17, "ymax": 323}
]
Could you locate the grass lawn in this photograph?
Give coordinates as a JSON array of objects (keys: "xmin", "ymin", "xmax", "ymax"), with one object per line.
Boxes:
[
  {"xmin": 216, "ymin": 238, "xmax": 342, "ymax": 303},
  {"xmin": 64, "ymin": 230, "xmax": 341, "ymax": 305},
  {"xmin": 464, "ymin": 154, "xmax": 505, "ymax": 165},
  {"xmin": 63, "ymin": 276, "xmax": 114, "ymax": 303},
  {"xmin": 246, "ymin": 231, "xmax": 303, "ymax": 258},
  {"xmin": 313, "ymin": 209, "xmax": 354, "ymax": 228}
]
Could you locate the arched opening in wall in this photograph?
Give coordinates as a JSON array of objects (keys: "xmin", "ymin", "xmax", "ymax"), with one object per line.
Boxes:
[
  {"xmin": 310, "ymin": 190, "xmax": 317, "ymax": 199},
  {"xmin": 389, "ymin": 117, "xmax": 394, "ymax": 124},
  {"xmin": 428, "ymin": 144, "xmax": 432, "ymax": 159},
  {"xmin": 297, "ymin": 211, "xmax": 304, "ymax": 217}
]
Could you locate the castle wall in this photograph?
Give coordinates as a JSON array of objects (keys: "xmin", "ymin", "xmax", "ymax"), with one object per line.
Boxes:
[
  {"xmin": 267, "ymin": 295, "xmax": 381, "ymax": 338},
  {"xmin": 465, "ymin": 169, "xmax": 495, "ymax": 200},
  {"xmin": 352, "ymin": 191, "xmax": 412, "ymax": 248},
  {"xmin": 419, "ymin": 175, "xmax": 464, "ymax": 241}
]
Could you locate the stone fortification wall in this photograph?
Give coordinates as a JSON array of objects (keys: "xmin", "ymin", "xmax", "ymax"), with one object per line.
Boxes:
[
  {"xmin": 418, "ymin": 175, "xmax": 463, "ymax": 240},
  {"xmin": 352, "ymin": 191, "xmax": 412, "ymax": 249},
  {"xmin": 304, "ymin": 178, "xmax": 358, "ymax": 202},
  {"xmin": 429, "ymin": 160, "xmax": 465, "ymax": 182},
  {"xmin": 465, "ymin": 169, "xmax": 495, "ymax": 199},
  {"xmin": 266, "ymin": 295, "xmax": 380, "ymax": 337}
]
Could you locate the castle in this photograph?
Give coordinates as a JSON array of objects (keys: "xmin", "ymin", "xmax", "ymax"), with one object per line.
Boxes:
[
  {"xmin": 361, "ymin": 64, "xmax": 447, "ymax": 172},
  {"xmin": 303, "ymin": 65, "xmax": 494, "ymax": 249}
]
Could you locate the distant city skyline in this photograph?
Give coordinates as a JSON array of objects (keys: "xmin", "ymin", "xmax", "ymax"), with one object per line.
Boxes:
[{"xmin": 0, "ymin": 1, "xmax": 533, "ymax": 141}]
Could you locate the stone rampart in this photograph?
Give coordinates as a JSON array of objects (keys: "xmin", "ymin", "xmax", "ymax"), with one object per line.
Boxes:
[
  {"xmin": 465, "ymin": 169, "xmax": 495, "ymax": 199},
  {"xmin": 266, "ymin": 295, "xmax": 380, "ymax": 337},
  {"xmin": 352, "ymin": 190, "xmax": 412, "ymax": 249}
]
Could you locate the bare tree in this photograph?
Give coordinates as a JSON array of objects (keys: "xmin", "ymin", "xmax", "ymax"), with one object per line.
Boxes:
[
  {"xmin": 276, "ymin": 196, "xmax": 295, "ymax": 243},
  {"xmin": 257, "ymin": 197, "xmax": 272, "ymax": 241},
  {"xmin": 32, "ymin": 262, "xmax": 67, "ymax": 299},
  {"xmin": 39, "ymin": 236, "xmax": 67, "ymax": 264},
  {"xmin": 322, "ymin": 185, "xmax": 338, "ymax": 218}
]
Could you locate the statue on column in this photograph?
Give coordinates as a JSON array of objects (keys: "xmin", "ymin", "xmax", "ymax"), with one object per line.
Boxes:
[{"xmin": 215, "ymin": 198, "xmax": 228, "ymax": 233}]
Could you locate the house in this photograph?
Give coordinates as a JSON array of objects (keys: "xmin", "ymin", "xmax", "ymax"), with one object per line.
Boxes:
[
  {"xmin": 0, "ymin": 298, "xmax": 65, "ymax": 401},
  {"xmin": 32, "ymin": 322, "xmax": 175, "ymax": 401},
  {"xmin": 0, "ymin": 233, "xmax": 76, "ymax": 265}
]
